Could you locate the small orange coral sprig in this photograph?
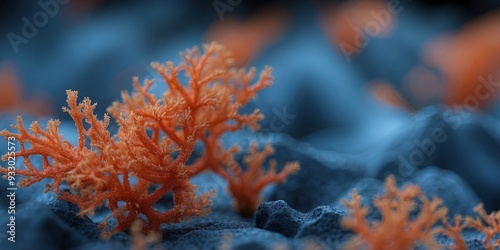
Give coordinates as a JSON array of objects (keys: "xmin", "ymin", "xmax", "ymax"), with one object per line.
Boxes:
[
  {"xmin": 220, "ymin": 142, "xmax": 299, "ymax": 216},
  {"xmin": 341, "ymin": 176, "xmax": 448, "ymax": 250},
  {"xmin": 439, "ymin": 215, "xmax": 467, "ymax": 250},
  {"xmin": 341, "ymin": 177, "xmax": 500, "ymax": 250},
  {"xmin": 465, "ymin": 203, "xmax": 500, "ymax": 250}
]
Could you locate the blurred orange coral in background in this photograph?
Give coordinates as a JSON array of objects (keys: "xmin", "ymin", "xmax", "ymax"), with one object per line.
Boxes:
[
  {"xmin": 321, "ymin": 0, "xmax": 398, "ymax": 60},
  {"xmin": 205, "ymin": 6, "xmax": 289, "ymax": 66},
  {"xmin": 423, "ymin": 10, "xmax": 500, "ymax": 109},
  {"xmin": 0, "ymin": 62, "xmax": 52, "ymax": 116}
]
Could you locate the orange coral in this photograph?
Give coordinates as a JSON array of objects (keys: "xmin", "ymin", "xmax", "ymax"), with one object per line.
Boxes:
[
  {"xmin": 0, "ymin": 62, "xmax": 52, "ymax": 115},
  {"xmin": 1, "ymin": 90, "xmax": 214, "ymax": 237},
  {"xmin": 130, "ymin": 219, "xmax": 161, "ymax": 250},
  {"xmin": 422, "ymin": 10, "xmax": 500, "ymax": 109},
  {"xmin": 108, "ymin": 42, "xmax": 299, "ymax": 216},
  {"xmin": 0, "ymin": 42, "xmax": 298, "ymax": 236},
  {"xmin": 321, "ymin": 0, "xmax": 397, "ymax": 60},
  {"xmin": 220, "ymin": 142, "xmax": 299, "ymax": 216},
  {"xmin": 465, "ymin": 203, "xmax": 500, "ymax": 250},
  {"xmin": 341, "ymin": 177, "xmax": 500, "ymax": 250},
  {"xmin": 440, "ymin": 215, "xmax": 467, "ymax": 250},
  {"xmin": 205, "ymin": 6, "xmax": 289, "ymax": 66},
  {"xmin": 341, "ymin": 176, "xmax": 448, "ymax": 250}
]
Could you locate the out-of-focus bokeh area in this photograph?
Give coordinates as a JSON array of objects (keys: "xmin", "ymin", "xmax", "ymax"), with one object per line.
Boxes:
[{"xmin": 1, "ymin": 0, "xmax": 499, "ymax": 154}]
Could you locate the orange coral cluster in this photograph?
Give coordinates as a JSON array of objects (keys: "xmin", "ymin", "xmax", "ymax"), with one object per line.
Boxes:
[
  {"xmin": 0, "ymin": 42, "xmax": 299, "ymax": 236},
  {"xmin": 1, "ymin": 90, "xmax": 214, "ymax": 237},
  {"xmin": 108, "ymin": 42, "xmax": 299, "ymax": 216},
  {"xmin": 341, "ymin": 176, "xmax": 447, "ymax": 249},
  {"xmin": 466, "ymin": 204, "xmax": 500, "ymax": 250},
  {"xmin": 342, "ymin": 176, "xmax": 500, "ymax": 250}
]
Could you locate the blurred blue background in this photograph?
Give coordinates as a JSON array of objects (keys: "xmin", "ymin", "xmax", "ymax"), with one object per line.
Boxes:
[{"xmin": 0, "ymin": 0, "xmax": 499, "ymax": 154}]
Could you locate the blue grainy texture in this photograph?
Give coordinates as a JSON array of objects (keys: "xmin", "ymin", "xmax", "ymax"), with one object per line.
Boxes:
[
  {"xmin": 256, "ymin": 200, "xmax": 306, "ymax": 238},
  {"xmin": 255, "ymin": 200, "xmax": 350, "ymax": 249},
  {"xmin": 0, "ymin": 200, "xmax": 89, "ymax": 250},
  {"xmin": 408, "ymin": 167, "xmax": 481, "ymax": 217}
]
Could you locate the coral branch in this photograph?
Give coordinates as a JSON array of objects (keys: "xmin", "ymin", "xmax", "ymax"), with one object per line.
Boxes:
[
  {"xmin": 0, "ymin": 42, "xmax": 299, "ymax": 237},
  {"xmin": 1, "ymin": 90, "xmax": 213, "ymax": 237},
  {"xmin": 439, "ymin": 215, "xmax": 467, "ymax": 250},
  {"xmin": 341, "ymin": 176, "xmax": 448, "ymax": 250},
  {"xmin": 222, "ymin": 143, "xmax": 300, "ymax": 216},
  {"xmin": 108, "ymin": 42, "xmax": 299, "ymax": 216},
  {"xmin": 465, "ymin": 203, "xmax": 500, "ymax": 250}
]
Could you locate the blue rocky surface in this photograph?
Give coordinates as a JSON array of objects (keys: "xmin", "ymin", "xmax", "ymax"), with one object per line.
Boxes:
[
  {"xmin": 2, "ymin": 0, "xmax": 500, "ymax": 249},
  {"xmin": 1, "ymin": 107, "xmax": 500, "ymax": 249}
]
